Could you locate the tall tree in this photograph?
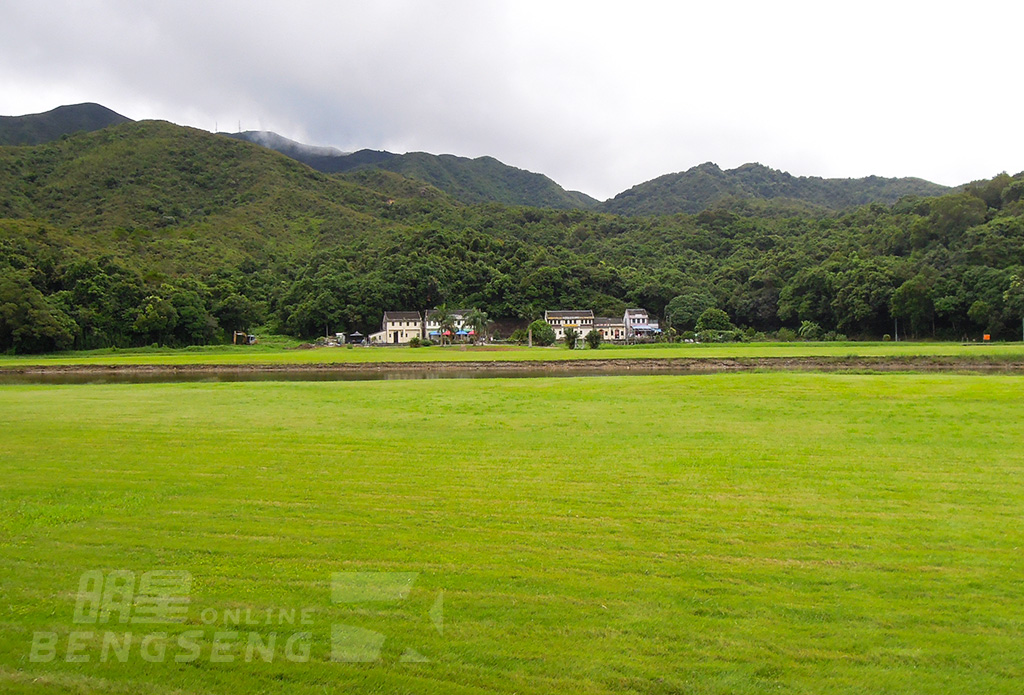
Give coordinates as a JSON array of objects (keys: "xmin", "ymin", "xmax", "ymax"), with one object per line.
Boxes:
[
  {"xmin": 464, "ymin": 308, "xmax": 489, "ymax": 344},
  {"xmin": 432, "ymin": 304, "xmax": 456, "ymax": 346},
  {"xmin": 1004, "ymin": 274, "xmax": 1024, "ymax": 340},
  {"xmin": 890, "ymin": 274, "xmax": 935, "ymax": 338},
  {"xmin": 0, "ymin": 270, "xmax": 77, "ymax": 353},
  {"xmin": 666, "ymin": 291, "xmax": 716, "ymax": 332}
]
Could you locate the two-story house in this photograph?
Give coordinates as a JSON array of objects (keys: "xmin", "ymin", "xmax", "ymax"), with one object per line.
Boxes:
[
  {"xmin": 594, "ymin": 316, "xmax": 626, "ymax": 341},
  {"xmin": 371, "ymin": 311, "xmax": 424, "ymax": 344},
  {"xmin": 624, "ymin": 308, "xmax": 660, "ymax": 339},
  {"xmin": 544, "ymin": 310, "xmax": 595, "ymax": 341},
  {"xmin": 424, "ymin": 309, "xmax": 471, "ymax": 340}
]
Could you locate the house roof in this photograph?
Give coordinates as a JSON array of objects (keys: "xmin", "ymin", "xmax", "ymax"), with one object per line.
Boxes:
[
  {"xmin": 625, "ymin": 308, "xmax": 649, "ymax": 317},
  {"xmin": 545, "ymin": 310, "xmax": 594, "ymax": 319},
  {"xmin": 594, "ymin": 317, "xmax": 624, "ymax": 326},
  {"xmin": 383, "ymin": 311, "xmax": 422, "ymax": 321}
]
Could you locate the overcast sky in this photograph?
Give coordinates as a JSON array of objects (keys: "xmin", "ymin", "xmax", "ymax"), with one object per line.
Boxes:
[{"xmin": 2, "ymin": 1, "xmax": 1022, "ymax": 200}]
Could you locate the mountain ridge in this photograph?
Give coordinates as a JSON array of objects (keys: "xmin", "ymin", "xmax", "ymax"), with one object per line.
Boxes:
[
  {"xmin": 0, "ymin": 103, "xmax": 131, "ymax": 146},
  {"xmin": 1, "ymin": 103, "xmax": 955, "ymax": 214},
  {"xmin": 226, "ymin": 130, "xmax": 599, "ymax": 210}
]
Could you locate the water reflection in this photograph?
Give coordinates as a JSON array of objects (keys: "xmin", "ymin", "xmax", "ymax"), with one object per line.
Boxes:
[{"xmin": 0, "ymin": 366, "xmax": 719, "ymax": 385}]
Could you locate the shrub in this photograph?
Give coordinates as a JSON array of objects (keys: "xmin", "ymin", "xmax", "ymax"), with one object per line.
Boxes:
[
  {"xmin": 527, "ymin": 319, "xmax": 555, "ymax": 346},
  {"xmin": 697, "ymin": 329, "xmax": 741, "ymax": 343},
  {"xmin": 776, "ymin": 327, "xmax": 797, "ymax": 342},
  {"xmin": 584, "ymin": 330, "xmax": 602, "ymax": 349},
  {"xmin": 798, "ymin": 320, "xmax": 823, "ymax": 341},
  {"xmin": 408, "ymin": 336, "xmax": 422, "ymax": 348}
]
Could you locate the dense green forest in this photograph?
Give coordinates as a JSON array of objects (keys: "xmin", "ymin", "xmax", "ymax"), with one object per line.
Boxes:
[
  {"xmin": 601, "ymin": 162, "xmax": 952, "ymax": 216},
  {"xmin": 229, "ymin": 133, "xmax": 950, "ymax": 215},
  {"xmin": 0, "ymin": 120, "xmax": 1022, "ymax": 353},
  {"xmin": 228, "ymin": 131, "xmax": 599, "ymax": 210}
]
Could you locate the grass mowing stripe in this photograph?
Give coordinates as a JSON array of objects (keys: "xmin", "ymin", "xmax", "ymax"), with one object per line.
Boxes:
[{"xmin": 0, "ymin": 373, "xmax": 1022, "ymax": 693}]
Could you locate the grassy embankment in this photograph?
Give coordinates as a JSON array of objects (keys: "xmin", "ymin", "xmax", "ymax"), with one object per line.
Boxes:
[
  {"xmin": 1, "ymin": 340, "xmax": 1023, "ymax": 368},
  {"xmin": 2, "ymin": 373, "xmax": 1023, "ymax": 693}
]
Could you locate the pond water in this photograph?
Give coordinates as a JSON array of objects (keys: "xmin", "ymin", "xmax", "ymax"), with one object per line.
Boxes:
[{"xmin": 0, "ymin": 366, "xmax": 723, "ymax": 385}]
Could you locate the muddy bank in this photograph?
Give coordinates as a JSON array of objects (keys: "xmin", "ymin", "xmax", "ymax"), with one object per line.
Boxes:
[{"xmin": 3, "ymin": 355, "xmax": 1024, "ymax": 379}]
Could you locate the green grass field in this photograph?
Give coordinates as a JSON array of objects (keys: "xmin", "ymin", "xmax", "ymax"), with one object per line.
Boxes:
[
  {"xmin": 1, "ymin": 340, "xmax": 1023, "ymax": 368},
  {"xmin": 2, "ymin": 373, "xmax": 1023, "ymax": 693}
]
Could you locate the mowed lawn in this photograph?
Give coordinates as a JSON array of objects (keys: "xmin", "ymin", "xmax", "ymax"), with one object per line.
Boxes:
[
  {"xmin": 1, "ymin": 374, "xmax": 1023, "ymax": 694},
  {"xmin": 1, "ymin": 340, "xmax": 1023, "ymax": 368}
]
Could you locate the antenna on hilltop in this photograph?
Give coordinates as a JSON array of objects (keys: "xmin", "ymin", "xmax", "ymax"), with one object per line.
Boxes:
[{"xmin": 238, "ymin": 120, "xmax": 241, "ymax": 133}]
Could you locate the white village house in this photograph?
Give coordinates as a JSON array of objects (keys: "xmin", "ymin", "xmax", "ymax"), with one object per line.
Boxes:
[
  {"xmin": 370, "ymin": 311, "xmax": 424, "ymax": 344},
  {"xmin": 594, "ymin": 316, "xmax": 626, "ymax": 341},
  {"xmin": 623, "ymin": 308, "xmax": 660, "ymax": 339},
  {"xmin": 545, "ymin": 308, "xmax": 658, "ymax": 342},
  {"xmin": 424, "ymin": 309, "xmax": 472, "ymax": 341},
  {"xmin": 543, "ymin": 310, "xmax": 594, "ymax": 341},
  {"xmin": 367, "ymin": 306, "xmax": 659, "ymax": 345},
  {"xmin": 368, "ymin": 309, "xmax": 481, "ymax": 344}
]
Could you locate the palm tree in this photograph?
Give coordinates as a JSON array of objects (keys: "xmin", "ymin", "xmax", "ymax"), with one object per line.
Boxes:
[
  {"xmin": 432, "ymin": 304, "xmax": 455, "ymax": 346},
  {"xmin": 464, "ymin": 308, "xmax": 489, "ymax": 344},
  {"xmin": 564, "ymin": 326, "xmax": 580, "ymax": 349}
]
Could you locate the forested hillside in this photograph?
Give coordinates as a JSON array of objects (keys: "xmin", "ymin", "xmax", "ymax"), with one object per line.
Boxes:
[
  {"xmin": 602, "ymin": 162, "xmax": 952, "ymax": 215},
  {"xmin": 227, "ymin": 131, "xmax": 599, "ymax": 210},
  {"xmin": 1, "ymin": 120, "xmax": 1022, "ymax": 353}
]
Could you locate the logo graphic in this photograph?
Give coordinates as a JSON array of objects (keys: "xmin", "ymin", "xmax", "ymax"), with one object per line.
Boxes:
[
  {"xmin": 73, "ymin": 570, "xmax": 192, "ymax": 625},
  {"xmin": 330, "ymin": 572, "xmax": 443, "ymax": 663},
  {"xmin": 29, "ymin": 568, "xmax": 444, "ymax": 665}
]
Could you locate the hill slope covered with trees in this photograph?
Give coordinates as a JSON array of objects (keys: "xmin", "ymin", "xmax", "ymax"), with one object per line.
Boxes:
[
  {"xmin": 602, "ymin": 162, "xmax": 952, "ymax": 216},
  {"xmin": 1, "ymin": 120, "xmax": 1022, "ymax": 353},
  {"xmin": 227, "ymin": 130, "xmax": 599, "ymax": 210}
]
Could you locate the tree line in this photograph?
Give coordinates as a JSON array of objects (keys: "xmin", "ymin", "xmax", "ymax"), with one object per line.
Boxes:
[{"xmin": 1, "ymin": 163, "xmax": 1023, "ymax": 353}]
